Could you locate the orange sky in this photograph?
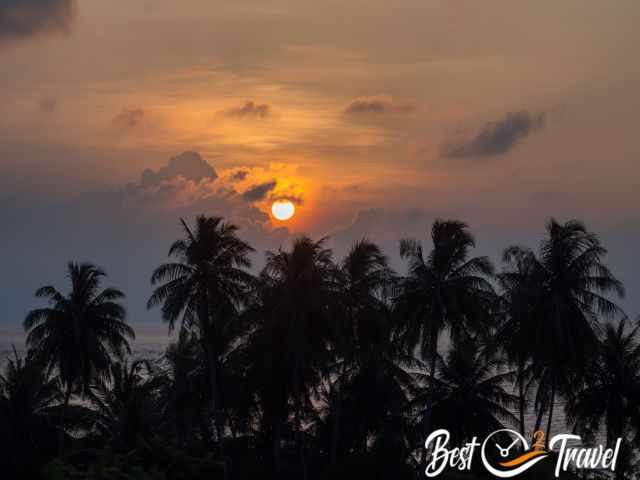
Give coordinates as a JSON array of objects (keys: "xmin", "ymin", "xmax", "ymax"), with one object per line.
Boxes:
[
  {"xmin": 1, "ymin": 0, "xmax": 639, "ymax": 324},
  {"xmin": 2, "ymin": 1, "xmax": 638, "ymax": 230}
]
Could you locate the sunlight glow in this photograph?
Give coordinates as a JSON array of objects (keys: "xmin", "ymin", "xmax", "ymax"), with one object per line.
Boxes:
[{"xmin": 271, "ymin": 200, "xmax": 295, "ymax": 221}]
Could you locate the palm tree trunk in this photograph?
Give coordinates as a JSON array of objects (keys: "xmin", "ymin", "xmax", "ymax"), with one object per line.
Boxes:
[
  {"xmin": 518, "ymin": 359, "xmax": 526, "ymax": 437},
  {"xmin": 198, "ymin": 295, "xmax": 227, "ymax": 479},
  {"xmin": 58, "ymin": 383, "xmax": 73, "ymax": 457},
  {"xmin": 204, "ymin": 342, "xmax": 225, "ymax": 451},
  {"xmin": 421, "ymin": 338, "xmax": 438, "ymax": 468},
  {"xmin": 429, "ymin": 341, "xmax": 437, "ymax": 412},
  {"xmin": 545, "ymin": 381, "xmax": 556, "ymax": 448},
  {"xmin": 533, "ymin": 403, "xmax": 545, "ymax": 438},
  {"xmin": 198, "ymin": 300, "xmax": 215, "ymax": 437}
]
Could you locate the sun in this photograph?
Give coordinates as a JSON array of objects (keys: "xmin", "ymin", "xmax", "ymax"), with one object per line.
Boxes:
[{"xmin": 271, "ymin": 199, "xmax": 295, "ymax": 221}]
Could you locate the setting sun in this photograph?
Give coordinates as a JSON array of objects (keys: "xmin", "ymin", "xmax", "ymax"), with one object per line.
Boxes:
[{"xmin": 271, "ymin": 199, "xmax": 295, "ymax": 221}]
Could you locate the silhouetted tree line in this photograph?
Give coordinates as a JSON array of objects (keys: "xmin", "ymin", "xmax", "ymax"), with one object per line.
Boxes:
[{"xmin": 1, "ymin": 216, "xmax": 639, "ymax": 479}]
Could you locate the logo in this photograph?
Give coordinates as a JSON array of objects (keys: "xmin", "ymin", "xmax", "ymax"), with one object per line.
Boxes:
[
  {"xmin": 424, "ymin": 429, "xmax": 622, "ymax": 478},
  {"xmin": 480, "ymin": 429, "xmax": 548, "ymax": 478}
]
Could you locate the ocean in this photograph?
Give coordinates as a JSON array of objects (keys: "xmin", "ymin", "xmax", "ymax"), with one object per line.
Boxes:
[{"xmin": 0, "ymin": 326, "xmax": 174, "ymax": 368}]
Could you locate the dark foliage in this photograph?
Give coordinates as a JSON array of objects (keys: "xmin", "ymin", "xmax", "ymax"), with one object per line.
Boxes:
[{"xmin": 4, "ymin": 215, "xmax": 635, "ymax": 479}]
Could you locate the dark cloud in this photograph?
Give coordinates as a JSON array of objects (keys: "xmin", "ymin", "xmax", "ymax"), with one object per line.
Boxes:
[
  {"xmin": 344, "ymin": 95, "xmax": 415, "ymax": 115},
  {"xmin": 113, "ymin": 107, "xmax": 144, "ymax": 129},
  {"xmin": 38, "ymin": 97, "xmax": 57, "ymax": 113},
  {"xmin": 270, "ymin": 193, "xmax": 304, "ymax": 206},
  {"xmin": 140, "ymin": 151, "xmax": 218, "ymax": 187},
  {"xmin": 223, "ymin": 101, "xmax": 271, "ymax": 119},
  {"xmin": 229, "ymin": 170, "xmax": 249, "ymax": 182},
  {"xmin": 0, "ymin": 159, "xmax": 291, "ymax": 327},
  {"xmin": 243, "ymin": 180, "xmax": 277, "ymax": 202},
  {"xmin": 442, "ymin": 111, "xmax": 545, "ymax": 158},
  {"xmin": 0, "ymin": 0, "xmax": 74, "ymax": 43}
]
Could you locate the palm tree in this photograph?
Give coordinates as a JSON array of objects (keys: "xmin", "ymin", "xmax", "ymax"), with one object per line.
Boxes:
[
  {"xmin": 505, "ymin": 219, "xmax": 624, "ymax": 441},
  {"xmin": 336, "ymin": 239, "xmax": 395, "ymax": 364},
  {"xmin": 566, "ymin": 317, "xmax": 640, "ymax": 480},
  {"xmin": 567, "ymin": 316, "xmax": 640, "ymax": 442},
  {"xmin": 0, "ymin": 349, "xmax": 61, "ymax": 477},
  {"xmin": 90, "ymin": 359, "xmax": 164, "ymax": 449},
  {"xmin": 394, "ymin": 219, "xmax": 496, "ymax": 440},
  {"xmin": 324, "ymin": 239, "xmax": 409, "ymax": 464},
  {"xmin": 147, "ymin": 215, "xmax": 254, "ymax": 453},
  {"xmin": 318, "ymin": 310, "xmax": 417, "ymax": 464},
  {"xmin": 245, "ymin": 236, "xmax": 340, "ymax": 476},
  {"xmin": 412, "ymin": 336, "xmax": 518, "ymax": 445},
  {"xmin": 161, "ymin": 329, "xmax": 209, "ymax": 446},
  {"xmin": 24, "ymin": 261, "xmax": 133, "ymax": 454},
  {"xmin": 215, "ymin": 331, "xmax": 256, "ymax": 442},
  {"xmin": 497, "ymin": 245, "xmax": 546, "ymax": 437}
]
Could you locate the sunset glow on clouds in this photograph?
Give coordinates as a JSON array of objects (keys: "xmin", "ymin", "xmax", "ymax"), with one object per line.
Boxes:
[{"xmin": 1, "ymin": 0, "xmax": 640, "ymax": 324}]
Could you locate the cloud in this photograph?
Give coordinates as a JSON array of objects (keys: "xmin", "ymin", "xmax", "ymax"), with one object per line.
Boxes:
[
  {"xmin": 38, "ymin": 97, "xmax": 57, "ymax": 113},
  {"xmin": 229, "ymin": 169, "xmax": 249, "ymax": 182},
  {"xmin": 0, "ymin": 152, "xmax": 293, "ymax": 326},
  {"xmin": 242, "ymin": 180, "xmax": 277, "ymax": 202},
  {"xmin": 442, "ymin": 111, "xmax": 545, "ymax": 158},
  {"xmin": 223, "ymin": 100, "xmax": 271, "ymax": 119},
  {"xmin": 269, "ymin": 193, "xmax": 304, "ymax": 206},
  {"xmin": 140, "ymin": 151, "xmax": 218, "ymax": 187},
  {"xmin": 0, "ymin": 0, "xmax": 74, "ymax": 43},
  {"xmin": 113, "ymin": 107, "xmax": 145, "ymax": 129},
  {"xmin": 344, "ymin": 95, "xmax": 416, "ymax": 115}
]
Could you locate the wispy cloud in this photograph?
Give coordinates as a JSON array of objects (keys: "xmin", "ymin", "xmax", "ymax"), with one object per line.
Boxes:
[
  {"xmin": 113, "ymin": 107, "xmax": 145, "ymax": 129},
  {"xmin": 344, "ymin": 95, "xmax": 416, "ymax": 115},
  {"xmin": 270, "ymin": 193, "xmax": 304, "ymax": 206},
  {"xmin": 0, "ymin": 0, "xmax": 74, "ymax": 44},
  {"xmin": 442, "ymin": 111, "xmax": 545, "ymax": 158},
  {"xmin": 229, "ymin": 169, "xmax": 249, "ymax": 182},
  {"xmin": 223, "ymin": 101, "xmax": 272, "ymax": 119},
  {"xmin": 243, "ymin": 180, "xmax": 277, "ymax": 202}
]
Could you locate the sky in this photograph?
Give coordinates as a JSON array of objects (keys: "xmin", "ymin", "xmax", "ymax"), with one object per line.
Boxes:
[{"xmin": 1, "ymin": 0, "xmax": 639, "ymax": 329}]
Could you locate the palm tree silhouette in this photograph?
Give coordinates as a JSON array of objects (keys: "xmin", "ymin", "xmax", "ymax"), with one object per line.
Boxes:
[
  {"xmin": 161, "ymin": 329, "xmax": 209, "ymax": 446},
  {"xmin": 90, "ymin": 359, "xmax": 164, "ymax": 450},
  {"xmin": 503, "ymin": 219, "xmax": 624, "ymax": 442},
  {"xmin": 395, "ymin": 220, "xmax": 496, "ymax": 442},
  {"xmin": 412, "ymin": 336, "xmax": 518, "ymax": 445},
  {"xmin": 148, "ymin": 215, "xmax": 254, "ymax": 456},
  {"xmin": 323, "ymin": 240, "xmax": 416, "ymax": 464},
  {"xmin": 498, "ymin": 245, "xmax": 547, "ymax": 437},
  {"xmin": 246, "ymin": 236, "xmax": 339, "ymax": 477},
  {"xmin": 0, "ymin": 349, "xmax": 61, "ymax": 477},
  {"xmin": 6, "ymin": 214, "xmax": 639, "ymax": 478},
  {"xmin": 567, "ymin": 316, "xmax": 640, "ymax": 478},
  {"xmin": 319, "ymin": 312, "xmax": 416, "ymax": 463},
  {"xmin": 337, "ymin": 239, "xmax": 395, "ymax": 356},
  {"xmin": 331, "ymin": 240, "xmax": 393, "ymax": 460},
  {"xmin": 24, "ymin": 261, "xmax": 133, "ymax": 455}
]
